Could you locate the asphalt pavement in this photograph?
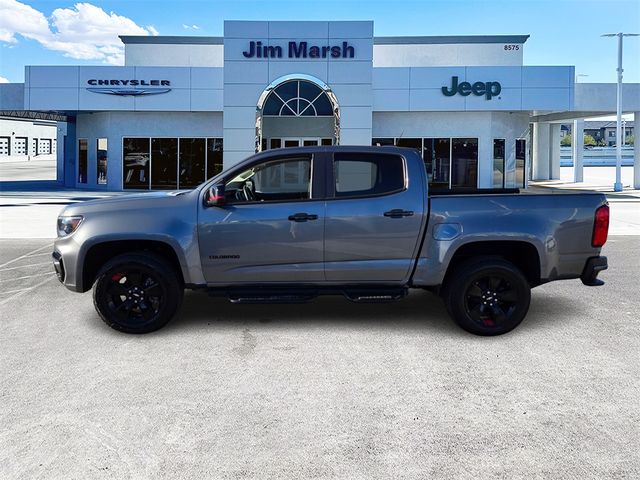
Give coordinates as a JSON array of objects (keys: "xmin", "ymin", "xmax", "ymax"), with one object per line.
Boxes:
[{"xmin": 0, "ymin": 235, "xmax": 639, "ymax": 479}]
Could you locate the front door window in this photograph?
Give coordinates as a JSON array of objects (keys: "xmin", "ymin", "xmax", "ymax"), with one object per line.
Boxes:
[{"xmin": 225, "ymin": 156, "xmax": 312, "ymax": 203}]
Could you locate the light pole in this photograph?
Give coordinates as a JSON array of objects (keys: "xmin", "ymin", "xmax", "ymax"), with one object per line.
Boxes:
[
  {"xmin": 601, "ymin": 32, "xmax": 639, "ymax": 192},
  {"xmin": 622, "ymin": 118, "xmax": 626, "ymax": 146}
]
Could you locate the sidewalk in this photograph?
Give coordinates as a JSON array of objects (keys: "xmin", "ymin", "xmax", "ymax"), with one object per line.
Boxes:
[
  {"xmin": 529, "ymin": 166, "xmax": 640, "ymax": 199},
  {"xmin": 0, "ymin": 180, "xmax": 125, "ymax": 205}
]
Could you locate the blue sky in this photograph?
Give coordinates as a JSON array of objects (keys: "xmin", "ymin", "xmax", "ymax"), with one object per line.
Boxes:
[{"xmin": 1, "ymin": 0, "xmax": 639, "ymax": 85}]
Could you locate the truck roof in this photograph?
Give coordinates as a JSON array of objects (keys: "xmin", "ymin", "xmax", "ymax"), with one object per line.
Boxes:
[{"xmin": 247, "ymin": 145, "xmax": 420, "ymax": 163}]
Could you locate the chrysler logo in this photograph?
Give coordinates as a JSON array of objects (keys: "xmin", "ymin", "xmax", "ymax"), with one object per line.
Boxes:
[
  {"xmin": 87, "ymin": 88, "xmax": 171, "ymax": 96},
  {"xmin": 86, "ymin": 79, "xmax": 172, "ymax": 96}
]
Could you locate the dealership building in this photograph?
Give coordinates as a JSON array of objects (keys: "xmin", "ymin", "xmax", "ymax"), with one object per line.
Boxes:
[{"xmin": 1, "ymin": 21, "xmax": 639, "ymax": 191}]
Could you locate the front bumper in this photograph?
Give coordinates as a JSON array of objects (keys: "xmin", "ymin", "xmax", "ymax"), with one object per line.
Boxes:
[
  {"xmin": 52, "ymin": 235, "xmax": 83, "ymax": 292},
  {"xmin": 580, "ymin": 256, "xmax": 608, "ymax": 286},
  {"xmin": 52, "ymin": 250, "xmax": 64, "ymax": 283}
]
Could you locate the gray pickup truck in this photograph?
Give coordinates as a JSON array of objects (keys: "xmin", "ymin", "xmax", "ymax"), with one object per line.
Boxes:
[{"xmin": 52, "ymin": 146, "xmax": 609, "ymax": 336}]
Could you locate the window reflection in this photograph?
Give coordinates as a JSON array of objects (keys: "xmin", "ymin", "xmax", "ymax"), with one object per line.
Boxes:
[
  {"xmin": 123, "ymin": 137, "xmax": 222, "ymax": 190},
  {"xmin": 451, "ymin": 138, "xmax": 478, "ymax": 189},
  {"xmin": 179, "ymin": 138, "xmax": 206, "ymax": 188},
  {"xmin": 78, "ymin": 139, "xmax": 88, "ymax": 184},
  {"xmin": 207, "ymin": 138, "xmax": 223, "ymax": 180},
  {"xmin": 516, "ymin": 139, "xmax": 526, "ymax": 188},
  {"xmin": 423, "ymin": 138, "xmax": 450, "ymax": 190},
  {"xmin": 152, "ymin": 138, "xmax": 178, "ymax": 189},
  {"xmin": 123, "ymin": 138, "xmax": 150, "ymax": 189},
  {"xmin": 97, "ymin": 138, "xmax": 107, "ymax": 185},
  {"xmin": 372, "ymin": 138, "xmax": 394, "ymax": 147},
  {"xmin": 493, "ymin": 139, "xmax": 505, "ymax": 189}
]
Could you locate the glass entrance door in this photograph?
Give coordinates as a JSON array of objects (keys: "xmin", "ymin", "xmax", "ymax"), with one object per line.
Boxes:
[{"xmin": 266, "ymin": 138, "xmax": 333, "ymax": 150}]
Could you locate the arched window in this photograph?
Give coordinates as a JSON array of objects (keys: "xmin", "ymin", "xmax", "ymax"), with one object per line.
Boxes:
[{"xmin": 262, "ymin": 80, "xmax": 334, "ymax": 117}]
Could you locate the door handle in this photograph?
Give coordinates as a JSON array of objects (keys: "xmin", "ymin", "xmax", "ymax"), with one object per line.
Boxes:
[
  {"xmin": 288, "ymin": 212, "xmax": 318, "ymax": 222},
  {"xmin": 384, "ymin": 209, "xmax": 414, "ymax": 218}
]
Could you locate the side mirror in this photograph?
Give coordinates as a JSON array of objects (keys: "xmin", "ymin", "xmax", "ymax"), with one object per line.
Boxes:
[{"xmin": 205, "ymin": 183, "xmax": 226, "ymax": 207}]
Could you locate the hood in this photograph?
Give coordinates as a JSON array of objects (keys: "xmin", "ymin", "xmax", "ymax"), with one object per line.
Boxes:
[{"xmin": 60, "ymin": 189, "xmax": 198, "ymax": 216}]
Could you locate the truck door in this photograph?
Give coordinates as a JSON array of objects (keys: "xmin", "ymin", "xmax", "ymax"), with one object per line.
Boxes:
[
  {"xmin": 324, "ymin": 151, "xmax": 426, "ymax": 282},
  {"xmin": 198, "ymin": 153, "xmax": 325, "ymax": 284}
]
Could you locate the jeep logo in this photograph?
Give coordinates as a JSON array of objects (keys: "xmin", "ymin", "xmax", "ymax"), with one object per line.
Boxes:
[{"xmin": 442, "ymin": 76, "xmax": 501, "ymax": 100}]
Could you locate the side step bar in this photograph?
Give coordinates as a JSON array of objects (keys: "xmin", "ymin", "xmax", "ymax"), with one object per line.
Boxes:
[
  {"xmin": 207, "ymin": 286, "xmax": 408, "ymax": 305},
  {"xmin": 228, "ymin": 293, "xmax": 318, "ymax": 304},
  {"xmin": 343, "ymin": 287, "xmax": 408, "ymax": 303}
]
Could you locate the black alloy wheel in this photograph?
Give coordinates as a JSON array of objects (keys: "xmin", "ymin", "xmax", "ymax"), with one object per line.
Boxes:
[
  {"xmin": 464, "ymin": 274, "xmax": 519, "ymax": 328},
  {"xmin": 93, "ymin": 252, "xmax": 183, "ymax": 333},
  {"xmin": 444, "ymin": 258, "xmax": 531, "ymax": 336}
]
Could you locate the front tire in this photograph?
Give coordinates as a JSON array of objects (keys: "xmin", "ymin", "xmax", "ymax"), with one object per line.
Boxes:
[
  {"xmin": 93, "ymin": 252, "xmax": 183, "ymax": 333},
  {"xmin": 443, "ymin": 258, "xmax": 531, "ymax": 336}
]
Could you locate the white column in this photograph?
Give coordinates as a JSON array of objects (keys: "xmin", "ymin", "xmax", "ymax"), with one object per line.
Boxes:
[
  {"xmin": 573, "ymin": 119, "xmax": 585, "ymax": 182},
  {"xmin": 635, "ymin": 112, "xmax": 640, "ymax": 189},
  {"xmin": 532, "ymin": 122, "xmax": 551, "ymax": 180},
  {"xmin": 550, "ymin": 124, "xmax": 561, "ymax": 180}
]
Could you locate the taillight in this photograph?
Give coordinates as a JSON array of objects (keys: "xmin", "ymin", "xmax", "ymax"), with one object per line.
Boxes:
[{"xmin": 592, "ymin": 204, "xmax": 609, "ymax": 247}]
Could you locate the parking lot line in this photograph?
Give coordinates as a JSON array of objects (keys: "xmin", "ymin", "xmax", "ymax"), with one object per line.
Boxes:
[
  {"xmin": 0, "ymin": 272, "xmax": 55, "ymax": 283},
  {"xmin": 0, "ymin": 275, "xmax": 56, "ymax": 306},
  {"xmin": 23, "ymin": 251, "xmax": 55, "ymax": 259},
  {"xmin": 0, "ymin": 244, "xmax": 52, "ymax": 269},
  {"xmin": 0, "ymin": 261, "xmax": 52, "ymax": 272}
]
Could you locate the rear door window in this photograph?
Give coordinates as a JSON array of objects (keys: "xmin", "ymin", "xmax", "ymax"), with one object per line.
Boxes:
[{"xmin": 333, "ymin": 153, "xmax": 405, "ymax": 198}]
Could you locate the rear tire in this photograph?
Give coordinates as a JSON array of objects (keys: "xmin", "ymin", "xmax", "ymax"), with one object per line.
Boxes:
[
  {"xmin": 92, "ymin": 252, "xmax": 183, "ymax": 333},
  {"xmin": 443, "ymin": 258, "xmax": 531, "ymax": 336}
]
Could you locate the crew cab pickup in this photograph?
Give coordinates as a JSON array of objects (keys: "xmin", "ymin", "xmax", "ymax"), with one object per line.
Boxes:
[{"xmin": 52, "ymin": 146, "xmax": 609, "ymax": 335}]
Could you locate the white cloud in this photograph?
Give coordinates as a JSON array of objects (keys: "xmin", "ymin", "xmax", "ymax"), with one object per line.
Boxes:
[
  {"xmin": 0, "ymin": 0, "xmax": 159, "ymax": 65},
  {"xmin": 0, "ymin": 76, "xmax": 10, "ymax": 83},
  {"xmin": 182, "ymin": 24, "xmax": 200, "ymax": 30}
]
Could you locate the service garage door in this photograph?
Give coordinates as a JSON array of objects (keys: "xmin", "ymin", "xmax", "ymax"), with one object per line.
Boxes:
[
  {"xmin": 13, "ymin": 137, "xmax": 27, "ymax": 155},
  {"xmin": 0, "ymin": 137, "xmax": 9, "ymax": 156},
  {"xmin": 38, "ymin": 139, "xmax": 52, "ymax": 155}
]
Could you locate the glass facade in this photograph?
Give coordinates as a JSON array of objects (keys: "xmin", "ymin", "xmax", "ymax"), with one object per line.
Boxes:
[
  {"xmin": 492, "ymin": 139, "xmax": 505, "ymax": 188},
  {"xmin": 123, "ymin": 137, "xmax": 222, "ymax": 190},
  {"xmin": 371, "ymin": 136, "xmax": 532, "ymax": 190},
  {"xmin": 372, "ymin": 137, "xmax": 478, "ymax": 189},
  {"xmin": 179, "ymin": 138, "xmax": 206, "ymax": 189},
  {"xmin": 78, "ymin": 139, "xmax": 88, "ymax": 184},
  {"xmin": 97, "ymin": 138, "xmax": 108, "ymax": 185},
  {"xmin": 423, "ymin": 138, "xmax": 450, "ymax": 190},
  {"xmin": 123, "ymin": 138, "xmax": 150, "ymax": 189},
  {"xmin": 263, "ymin": 80, "xmax": 333, "ymax": 117},
  {"xmin": 515, "ymin": 139, "xmax": 527, "ymax": 188},
  {"xmin": 451, "ymin": 138, "xmax": 478, "ymax": 189},
  {"xmin": 262, "ymin": 137, "xmax": 332, "ymax": 150},
  {"xmin": 207, "ymin": 138, "xmax": 223, "ymax": 180},
  {"xmin": 151, "ymin": 138, "xmax": 178, "ymax": 189}
]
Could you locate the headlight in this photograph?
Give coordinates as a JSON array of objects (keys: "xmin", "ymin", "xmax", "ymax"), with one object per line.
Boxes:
[{"xmin": 57, "ymin": 215, "xmax": 84, "ymax": 237}]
